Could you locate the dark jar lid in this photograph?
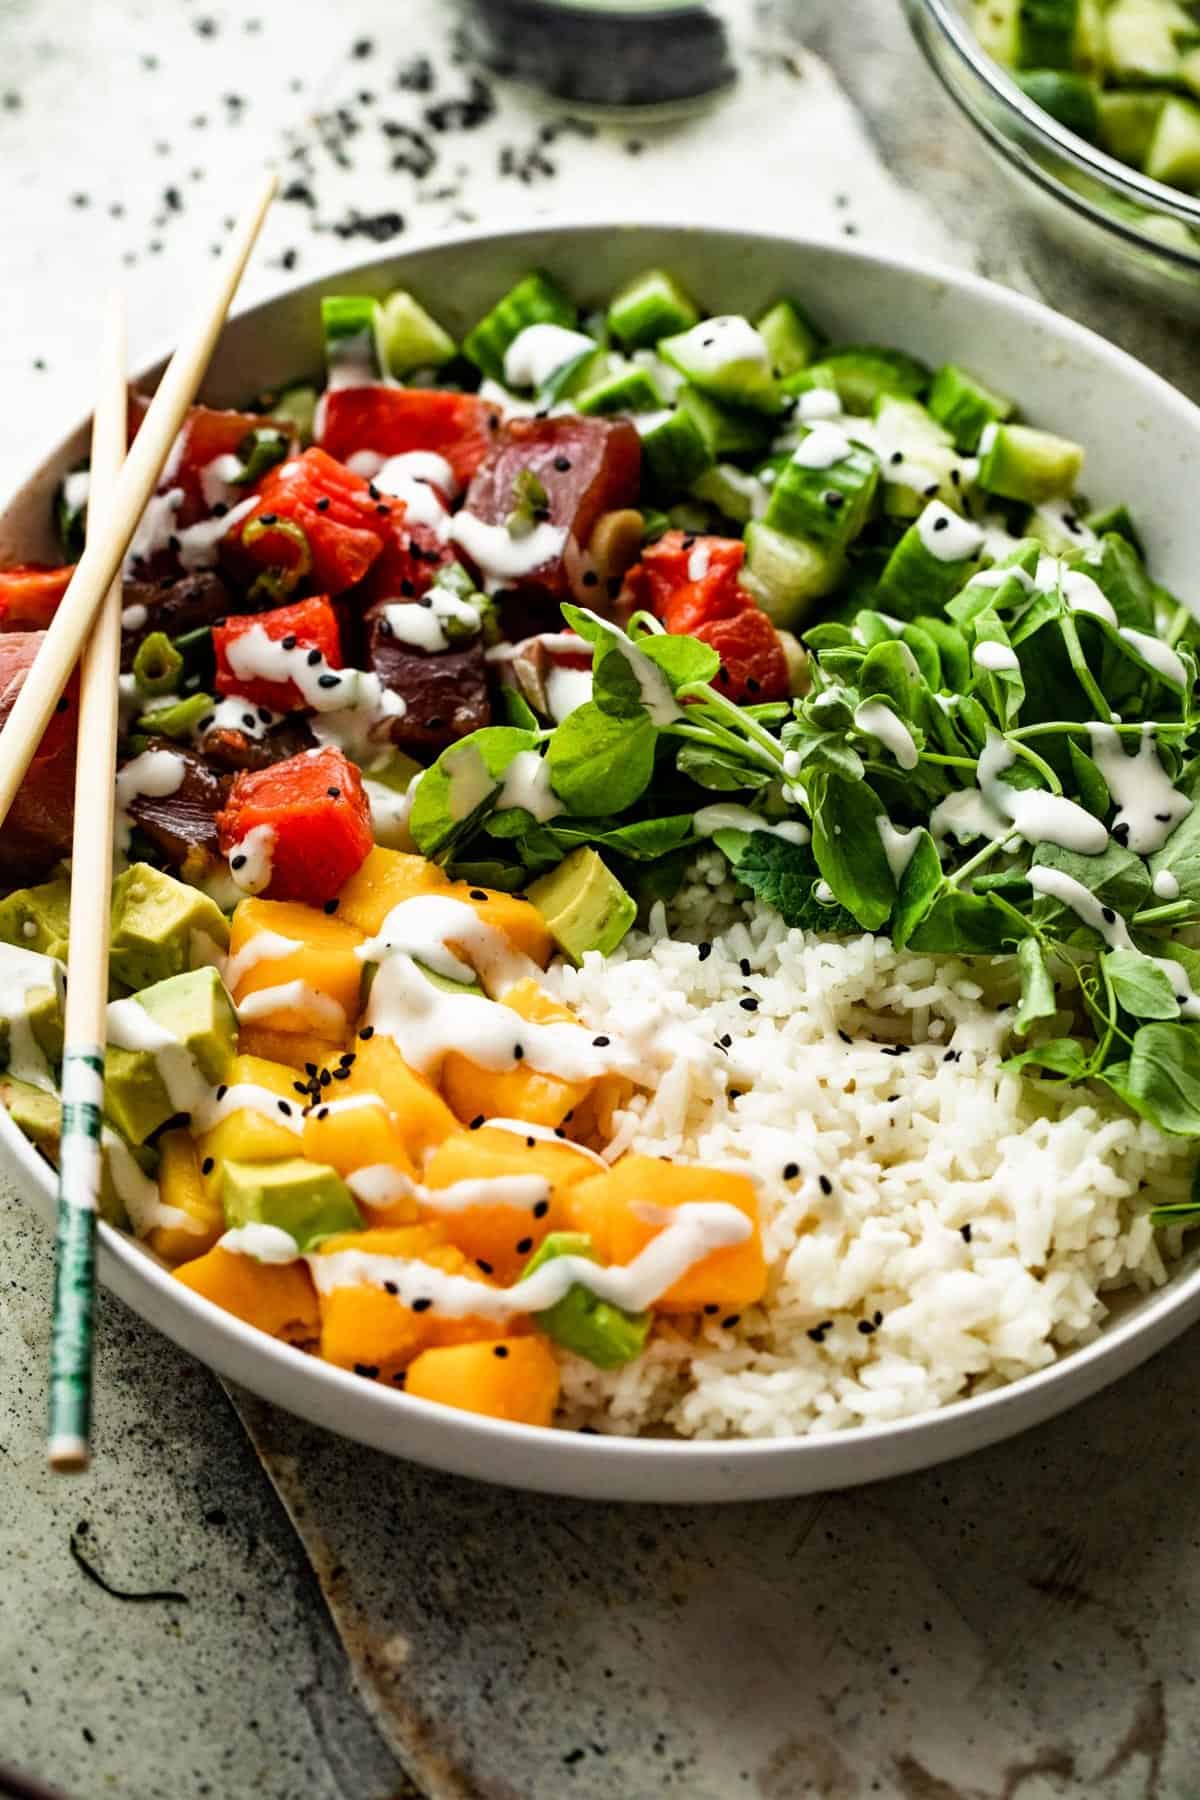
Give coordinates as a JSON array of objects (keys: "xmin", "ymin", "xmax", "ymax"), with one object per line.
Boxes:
[{"xmin": 467, "ymin": 0, "xmax": 736, "ymax": 110}]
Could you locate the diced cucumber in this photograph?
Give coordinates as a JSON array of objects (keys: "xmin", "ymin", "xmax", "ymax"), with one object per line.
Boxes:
[
  {"xmin": 1144, "ymin": 94, "xmax": 1200, "ymax": 190},
  {"xmin": 1097, "ymin": 89, "xmax": 1169, "ymax": 164},
  {"xmin": 1013, "ymin": 0, "xmax": 1080, "ymax": 71},
  {"xmin": 814, "ymin": 346, "xmax": 930, "ymax": 414},
  {"xmin": 539, "ymin": 343, "xmax": 608, "ymax": 406},
  {"xmin": 874, "ymin": 506, "xmax": 987, "ymax": 618},
  {"xmin": 321, "ymin": 294, "xmax": 384, "ymax": 384},
  {"xmin": 463, "ymin": 271, "xmax": 576, "ymax": 381},
  {"xmin": 638, "ymin": 406, "xmax": 714, "ymax": 493},
  {"xmin": 1105, "ymin": 0, "xmax": 1190, "ymax": 86},
  {"xmin": 378, "ymin": 290, "xmax": 457, "ymax": 375},
  {"xmin": 781, "ymin": 360, "xmax": 842, "ymax": 399},
  {"xmin": 742, "ymin": 521, "xmax": 845, "ymax": 627},
  {"xmin": 690, "ymin": 463, "xmax": 769, "ymax": 524},
  {"xmin": 271, "ymin": 384, "xmax": 318, "ymax": 446},
  {"xmin": 763, "ymin": 430, "xmax": 879, "ymax": 551},
  {"xmin": 1016, "ymin": 70, "xmax": 1100, "ymax": 140},
  {"xmin": 974, "ymin": 0, "xmax": 1020, "ymax": 65},
  {"xmin": 977, "ymin": 421, "xmax": 1084, "ymax": 504},
  {"xmin": 658, "ymin": 316, "xmax": 779, "ymax": 413},
  {"xmin": 574, "ymin": 362, "xmax": 664, "ymax": 416},
  {"xmin": 755, "ymin": 299, "xmax": 825, "ymax": 377},
  {"xmin": 677, "ymin": 384, "xmax": 774, "ymax": 457},
  {"xmin": 928, "ymin": 362, "xmax": 1016, "ymax": 452},
  {"xmin": 607, "ymin": 268, "xmax": 701, "ymax": 349}
]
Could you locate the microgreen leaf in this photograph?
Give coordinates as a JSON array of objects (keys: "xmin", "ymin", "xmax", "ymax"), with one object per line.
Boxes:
[
  {"xmin": 545, "ymin": 702, "xmax": 656, "ymax": 815},
  {"xmin": 1117, "ymin": 1021, "xmax": 1200, "ymax": 1135},
  {"xmin": 1001, "ymin": 1038, "xmax": 1092, "ymax": 1079},
  {"xmin": 1103, "ymin": 950, "xmax": 1180, "ymax": 1021},
  {"xmin": 676, "ymin": 743, "xmax": 773, "ymax": 791},
  {"xmin": 1015, "ymin": 937, "xmax": 1057, "ymax": 1034},
  {"xmin": 410, "ymin": 726, "xmax": 538, "ymax": 857},
  {"xmin": 807, "ymin": 772, "xmax": 895, "ymax": 931}
]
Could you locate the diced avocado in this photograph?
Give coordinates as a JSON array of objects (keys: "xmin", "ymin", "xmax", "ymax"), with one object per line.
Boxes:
[
  {"xmin": 1097, "ymin": 89, "xmax": 1168, "ymax": 165},
  {"xmin": 109, "ymin": 863, "xmax": 230, "ymax": 993},
  {"xmin": 0, "ymin": 876, "xmax": 71, "ymax": 961},
  {"xmin": 638, "ymin": 405, "xmax": 714, "ymax": 493},
  {"xmin": 977, "ymin": 421, "xmax": 1084, "ymax": 504},
  {"xmin": 607, "ymin": 268, "xmax": 700, "ymax": 349},
  {"xmin": 677, "ymin": 385, "xmax": 774, "ymax": 458},
  {"xmin": 742, "ymin": 522, "xmax": 844, "ymax": 628},
  {"xmin": 0, "ymin": 944, "xmax": 64, "ymax": 1089},
  {"xmin": 519, "ymin": 1231, "xmax": 650, "ymax": 1369},
  {"xmin": 755, "ymin": 299, "xmax": 824, "ymax": 378},
  {"xmin": 813, "ymin": 346, "xmax": 930, "ymax": 414},
  {"xmin": 1144, "ymin": 95, "xmax": 1200, "ymax": 190},
  {"xmin": 415, "ymin": 961, "xmax": 486, "ymax": 997},
  {"xmin": 1105, "ymin": 0, "xmax": 1189, "ymax": 86},
  {"xmin": 104, "ymin": 966, "xmax": 238, "ymax": 1146},
  {"xmin": 222, "ymin": 1157, "xmax": 362, "ymax": 1252},
  {"xmin": 528, "ymin": 848, "xmax": 636, "ymax": 964},
  {"xmin": 1016, "ymin": 70, "xmax": 1100, "ymax": 141},
  {"xmin": 658, "ymin": 317, "xmax": 780, "ymax": 414},
  {"xmin": 0, "ymin": 1074, "xmax": 62, "ymax": 1156},
  {"xmin": 574, "ymin": 362, "xmax": 664, "ymax": 417},
  {"xmin": 927, "ymin": 363, "xmax": 1015, "ymax": 452},
  {"xmin": 463, "ymin": 271, "xmax": 576, "ymax": 382},
  {"xmin": 378, "ymin": 289, "xmax": 457, "ymax": 375}
]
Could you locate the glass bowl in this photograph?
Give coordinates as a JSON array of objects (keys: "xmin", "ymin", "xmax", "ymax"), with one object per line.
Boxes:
[{"xmin": 904, "ymin": 0, "xmax": 1200, "ymax": 314}]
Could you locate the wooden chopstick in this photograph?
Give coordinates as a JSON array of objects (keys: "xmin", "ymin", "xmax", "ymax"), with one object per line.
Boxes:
[
  {"xmin": 43, "ymin": 169, "xmax": 276, "ymax": 1472},
  {"xmin": 47, "ymin": 290, "xmax": 128, "ymax": 1473},
  {"xmin": 0, "ymin": 167, "xmax": 277, "ymax": 833}
]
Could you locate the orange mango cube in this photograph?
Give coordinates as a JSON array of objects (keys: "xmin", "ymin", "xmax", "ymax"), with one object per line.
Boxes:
[
  {"xmin": 405, "ymin": 1336, "xmax": 559, "ymax": 1427},
  {"xmin": 173, "ymin": 1245, "xmax": 319, "ymax": 1344}
]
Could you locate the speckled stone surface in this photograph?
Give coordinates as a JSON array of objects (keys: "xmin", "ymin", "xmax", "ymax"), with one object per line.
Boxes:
[{"xmin": 5, "ymin": 1, "xmax": 1200, "ymax": 1797}]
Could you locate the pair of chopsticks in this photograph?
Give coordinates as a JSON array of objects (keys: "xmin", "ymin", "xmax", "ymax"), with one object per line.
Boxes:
[{"xmin": 20, "ymin": 171, "xmax": 279, "ymax": 1473}]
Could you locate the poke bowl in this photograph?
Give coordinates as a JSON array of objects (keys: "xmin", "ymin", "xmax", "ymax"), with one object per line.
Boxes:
[{"xmin": 3, "ymin": 221, "xmax": 1200, "ymax": 1503}]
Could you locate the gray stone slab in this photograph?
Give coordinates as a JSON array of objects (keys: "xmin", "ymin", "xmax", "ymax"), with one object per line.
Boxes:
[{"xmin": 0, "ymin": 1186, "xmax": 410, "ymax": 1800}]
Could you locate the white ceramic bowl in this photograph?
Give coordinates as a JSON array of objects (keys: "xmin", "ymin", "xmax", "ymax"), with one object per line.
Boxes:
[{"xmin": 5, "ymin": 222, "xmax": 1200, "ymax": 1502}]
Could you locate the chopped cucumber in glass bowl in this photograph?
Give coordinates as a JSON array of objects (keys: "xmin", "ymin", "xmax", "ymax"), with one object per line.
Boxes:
[{"xmin": 6, "ymin": 223, "xmax": 1200, "ymax": 1502}]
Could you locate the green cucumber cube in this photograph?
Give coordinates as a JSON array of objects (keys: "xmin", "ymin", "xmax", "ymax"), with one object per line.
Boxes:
[
  {"xmin": 977, "ymin": 421, "xmax": 1084, "ymax": 504},
  {"xmin": 658, "ymin": 316, "xmax": 780, "ymax": 413},
  {"xmin": 378, "ymin": 290, "xmax": 457, "ymax": 375},
  {"xmin": 677, "ymin": 384, "xmax": 774, "ymax": 457},
  {"xmin": 1016, "ymin": 70, "xmax": 1100, "ymax": 141},
  {"xmin": 755, "ymin": 298, "xmax": 825, "ymax": 377},
  {"xmin": 874, "ymin": 506, "xmax": 987, "ymax": 618},
  {"xmin": 815, "ymin": 346, "xmax": 930, "ymax": 414},
  {"xmin": 763, "ymin": 429, "xmax": 879, "ymax": 550},
  {"xmin": 928, "ymin": 363, "xmax": 1015, "ymax": 452},
  {"xmin": 1097, "ymin": 90, "xmax": 1168, "ymax": 165},
  {"xmin": 574, "ymin": 362, "xmax": 664, "ymax": 416},
  {"xmin": 1144, "ymin": 94, "xmax": 1200, "ymax": 190},
  {"xmin": 321, "ymin": 294, "xmax": 384, "ymax": 382},
  {"xmin": 607, "ymin": 268, "xmax": 700, "ymax": 349},
  {"xmin": 463, "ymin": 271, "xmax": 576, "ymax": 381},
  {"xmin": 742, "ymin": 522, "xmax": 845, "ymax": 628},
  {"xmin": 638, "ymin": 406, "xmax": 714, "ymax": 493}
]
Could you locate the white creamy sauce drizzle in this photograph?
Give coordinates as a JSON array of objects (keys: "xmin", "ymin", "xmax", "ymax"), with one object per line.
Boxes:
[
  {"xmin": 929, "ymin": 788, "xmax": 1010, "ymax": 848},
  {"xmin": 573, "ymin": 610, "xmax": 680, "ymax": 726},
  {"xmin": 200, "ymin": 453, "xmax": 245, "ymax": 511},
  {"xmin": 915, "ymin": 501, "xmax": 985, "ymax": 564},
  {"xmin": 1117, "ymin": 627, "xmax": 1187, "ymax": 690},
  {"xmin": 227, "ymin": 824, "xmax": 276, "ymax": 897},
  {"xmin": 486, "ymin": 632, "xmax": 592, "ymax": 662},
  {"xmin": 853, "ymin": 700, "xmax": 919, "ymax": 771},
  {"xmin": 359, "ymin": 895, "xmax": 540, "ymax": 997},
  {"xmin": 107, "ymin": 996, "xmax": 209, "ymax": 1115},
  {"xmin": 977, "ymin": 730, "xmax": 1107, "ymax": 854},
  {"xmin": 791, "ymin": 424, "xmax": 854, "ymax": 470},
  {"xmin": 219, "ymin": 1222, "xmax": 301, "ymax": 1262},
  {"xmin": 633, "ymin": 409, "xmax": 676, "ymax": 438},
  {"xmin": 63, "ymin": 469, "xmax": 90, "ymax": 512},
  {"xmin": 224, "ymin": 928, "xmax": 305, "ymax": 990},
  {"xmin": 347, "ymin": 1163, "xmax": 551, "ymax": 1217},
  {"xmin": 448, "ymin": 512, "xmax": 568, "ymax": 594},
  {"xmin": 495, "ymin": 749, "xmax": 562, "ymax": 822},
  {"xmin": 1154, "ymin": 870, "xmax": 1181, "ymax": 901},
  {"xmin": 671, "ymin": 316, "xmax": 770, "ymax": 379},
  {"xmin": 876, "ymin": 817, "xmax": 923, "ymax": 883},
  {"xmin": 224, "ymin": 626, "xmax": 354, "ymax": 712},
  {"xmin": 114, "ymin": 748, "xmax": 186, "ymax": 856},
  {"xmin": 192, "ymin": 1082, "xmax": 306, "ymax": 1135},
  {"xmin": 308, "ymin": 1200, "xmax": 751, "ymax": 1316},
  {"xmin": 196, "ymin": 694, "xmax": 282, "ymax": 742},
  {"xmin": 121, "ymin": 603, "xmax": 148, "ymax": 631},
  {"xmin": 1087, "ymin": 724, "xmax": 1192, "ymax": 854},
  {"xmin": 1033, "ymin": 501, "xmax": 1098, "ymax": 552},
  {"xmin": 795, "ymin": 387, "xmax": 842, "ymax": 421},
  {"xmin": 372, "ymin": 470, "xmax": 451, "ymax": 535},
  {"xmin": 503, "ymin": 324, "xmax": 596, "ymax": 390},
  {"xmin": 308, "ymin": 676, "xmax": 408, "ymax": 763},
  {"xmin": 687, "ymin": 541, "xmax": 712, "ymax": 582},
  {"xmin": 378, "ymin": 450, "xmax": 458, "ymax": 498},
  {"xmin": 237, "ymin": 981, "xmax": 347, "ymax": 1036},
  {"xmin": 546, "ymin": 665, "xmax": 594, "ymax": 721},
  {"xmin": 967, "ymin": 564, "xmax": 1034, "ymax": 594},
  {"xmin": 1060, "ymin": 568, "xmax": 1117, "ymax": 624},
  {"xmin": 364, "ymin": 777, "xmax": 416, "ymax": 849},
  {"xmin": 365, "ymin": 950, "xmax": 630, "ymax": 1083},
  {"xmin": 381, "ymin": 588, "xmax": 481, "ymax": 654},
  {"xmin": 692, "ymin": 803, "xmax": 810, "ymax": 846},
  {"xmin": 1025, "ymin": 867, "xmax": 1198, "ymax": 1016},
  {"xmin": 0, "ymin": 946, "xmax": 63, "ymax": 1089},
  {"xmin": 973, "ymin": 640, "xmax": 1021, "ymax": 673},
  {"xmin": 177, "ymin": 496, "xmax": 257, "ymax": 574},
  {"xmin": 104, "ymin": 1127, "xmax": 196, "ymax": 1238},
  {"xmin": 124, "ymin": 488, "xmax": 184, "ymax": 572}
]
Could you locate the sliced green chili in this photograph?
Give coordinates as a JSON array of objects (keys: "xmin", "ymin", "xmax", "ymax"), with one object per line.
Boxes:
[{"xmin": 133, "ymin": 631, "xmax": 184, "ymax": 696}]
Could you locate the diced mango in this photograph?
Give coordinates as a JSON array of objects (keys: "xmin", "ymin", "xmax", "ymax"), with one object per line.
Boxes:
[
  {"xmin": 336, "ymin": 847, "xmax": 452, "ymax": 936},
  {"xmin": 196, "ymin": 1052, "xmax": 308, "ymax": 1179},
  {"xmin": 444, "ymin": 883, "xmax": 554, "ymax": 968},
  {"xmin": 237, "ymin": 1023, "xmax": 344, "ymax": 1073},
  {"xmin": 315, "ymin": 1224, "xmax": 510, "ymax": 1379},
  {"xmin": 343, "ymin": 1034, "xmax": 458, "ymax": 1162},
  {"xmin": 147, "ymin": 1129, "xmax": 224, "ymax": 1265},
  {"xmin": 421, "ymin": 1125, "xmax": 598, "ymax": 1282},
  {"xmin": 565, "ymin": 1155, "xmax": 766, "ymax": 1313},
  {"xmin": 303, "ymin": 1097, "xmax": 418, "ymax": 1221},
  {"xmin": 405, "ymin": 1337, "xmax": 559, "ymax": 1427},
  {"xmin": 228, "ymin": 896, "xmax": 365, "ymax": 1037},
  {"xmin": 440, "ymin": 980, "xmax": 593, "ymax": 1129},
  {"xmin": 563, "ymin": 1074, "xmax": 634, "ymax": 1148},
  {"xmin": 173, "ymin": 1244, "xmax": 319, "ymax": 1344}
]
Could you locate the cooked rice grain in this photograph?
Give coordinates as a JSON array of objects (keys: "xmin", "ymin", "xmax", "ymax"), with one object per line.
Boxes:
[{"xmin": 542, "ymin": 863, "xmax": 1192, "ymax": 1439}]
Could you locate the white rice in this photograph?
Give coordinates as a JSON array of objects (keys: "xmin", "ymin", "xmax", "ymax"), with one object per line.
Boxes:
[{"xmin": 541, "ymin": 853, "xmax": 1193, "ymax": 1440}]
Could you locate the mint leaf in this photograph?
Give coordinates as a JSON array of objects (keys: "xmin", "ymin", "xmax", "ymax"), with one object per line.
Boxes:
[{"xmin": 729, "ymin": 831, "xmax": 860, "ymax": 933}]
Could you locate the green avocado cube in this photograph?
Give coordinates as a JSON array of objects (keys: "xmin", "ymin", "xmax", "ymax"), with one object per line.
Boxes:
[
  {"xmin": 527, "ymin": 849, "xmax": 636, "ymax": 965},
  {"xmin": 0, "ymin": 1073, "xmax": 62, "ymax": 1156},
  {"xmin": 519, "ymin": 1232, "xmax": 650, "ymax": 1369},
  {"xmin": 109, "ymin": 863, "xmax": 230, "ymax": 993},
  {"xmin": 221, "ymin": 1158, "xmax": 362, "ymax": 1252},
  {"xmin": 0, "ymin": 876, "xmax": 71, "ymax": 961},
  {"xmin": 977, "ymin": 421, "xmax": 1084, "ymax": 504},
  {"xmin": 104, "ymin": 966, "xmax": 238, "ymax": 1146},
  {"xmin": 0, "ymin": 943, "xmax": 65, "ymax": 1088}
]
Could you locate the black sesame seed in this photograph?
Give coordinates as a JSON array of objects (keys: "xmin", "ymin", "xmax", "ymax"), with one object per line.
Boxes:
[
  {"xmin": 257, "ymin": 708, "xmax": 273, "ymax": 724},
  {"xmin": 525, "ymin": 1137, "xmax": 535, "ymax": 1149},
  {"xmin": 923, "ymin": 483, "xmax": 939, "ymax": 499},
  {"xmin": 412, "ymin": 1297, "xmax": 432, "ymax": 1313},
  {"xmin": 242, "ymin": 713, "xmax": 256, "ymax": 729},
  {"xmin": 516, "ymin": 1237, "xmax": 533, "ymax": 1255},
  {"xmin": 553, "ymin": 456, "xmax": 571, "ymax": 471},
  {"xmin": 857, "ymin": 1320, "xmax": 876, "ymax": 1336},
  {"xmin": 1156, "ymin": 812, "xmax": 1172, "ymax": 823},
  {"xmin": 581, "ymin": 570, "xmax": 599, "ymax": 588},
  {"xmin": 315, "ymin": 496, "xmax": 330, "ymax": 512},
  {"xmin": 259, "ymin": 512, "xmax": 278, "ymax": 526},
  {"xmin": 607, "ymin": 577, "xmax": 621, "ymax": 599},
  {"xmin": 281, "ymin": 633, "xmax": 297, "ymax": 650},
  {"xmin": 697, "ymin": 942, "xmax": 712, "ymax": 962},
  {"xmin": 819, "ymin": 1175, "xmax": 833, "ymax": 1196},
  {"xmin": 837, "ymin": 1029, "xmax": 852, "ymax": 1045},
  {"xmin": 306, "ymin": 648, "xmax": 322, "ymax": 666},
  {"xmin": 216, "ymin": 1085, "xmax": 228, "ymax": 1101},
  {"xmin": 932, "ymin": 516, "xmax": 949, "ymax": 533},
  {"xmin": 783, "ymin": 1162, "xmax": 799, "ymax": 1180},
  {"xmin": 317, "ymin": 1106, "xmax": 329, "ymax": 1121},
  {"xmin": 332, "ymin": 1067, "xmax": 350, "ymax": 1081},
  {"xmin": 493, "ymin": 1345, "xmax": 509, "ymax": 1358},
  {"xmin": 1101, "ymin": 906, "xmax": 1116, "ymax": 924},
  {"xmin": 230, "ymin": 854, "xmax": 247, "ymax": 871},
  {"xmin": 721, "ymin": 1314, "xmax": 740, "ymax": 1330},
  {"xmin": 319, "ymin": 1069, "xmax": 331, "ymax": 1086},
  {"xmin": 317, "ymin": 673, "xmax": 341, "ymax": 689},
  {"xmin": 323, "ymin": 898, "xmax": 339, "ymax": 915},
  {"xmin": 476, "ymin": 1259, "xmax": 493, "ymax": 1274},
  {"xmin": 304, "ymin": 1062, "xmax": 318, "ymax": 1076},
  {"xmin": 533, "ymin": 1200, "xmax": 550, "ymax": 1219},
  {"xmin": 326, "ymin": 785, "xmax": 341, "ymax": 799},
  {"xmin": 339, "ymin": 1052, "xmax": 355, "ymax": 1067},
  {"xmin": 359, "ymin": 1026, "xmax": 374, "ymax": 1041},
  {"xmin": 384, "ymin": 1281, "xmax": 398, "ymax": 1295},
  {"xmin": 719, "ymin": 1033, "xmax": 732, "ymax": 1049},
  {"xmin": 201, "ymin": 1156, "xmax": 214, "ymax": 1175},
  {"xmin": 469, "ymin": 888, "xmax": 488, "ymax": 901},
  {"xmin": 277, "ymin": 1101, "xmax": 291, "ymax": 1116},
  {"xmin": 823, "ymin": 490, "xmax": 845, "ymax": 510},
  {"xmin": 703, "ymin": 1304, "xmax": 720, "ymax": 1316},
  {"xmin": 293, "ymin": 1081, "xmax": 309, "ymax": 1096},
  {"xmin": 353, "ymin": 1363, "xmax": 380, "ymax": 1379},
  {"xmin": 513, "ymin": 1044, "xmax": 525, "ymax": 1061},
  {"xmin": 890, "ymin": 450, "xmax": 904, "ymax": 466},
  {"xmin": 739, "ymin": 997, "xmax": 759, "ymax": 1012},
  {"xmin": 960, "ymin": 1223, "xmax": 973, "ymax": 1243},
  {"xmin": 739, "ymin": 957, "xmax": 751, "ymax": 976},
  {"xmin": 470, "ymin": 1115, "xmax": 485, "ymax": 1130},
  {"xmin": 592, "ymin": 1035, "xmax": 610, "ymax": 1047}
]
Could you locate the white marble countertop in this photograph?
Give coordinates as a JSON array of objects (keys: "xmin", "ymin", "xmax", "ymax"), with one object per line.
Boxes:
[{"xmin": 4, "ymin": 3, "xmax": 1200, "ymax": 1797}]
